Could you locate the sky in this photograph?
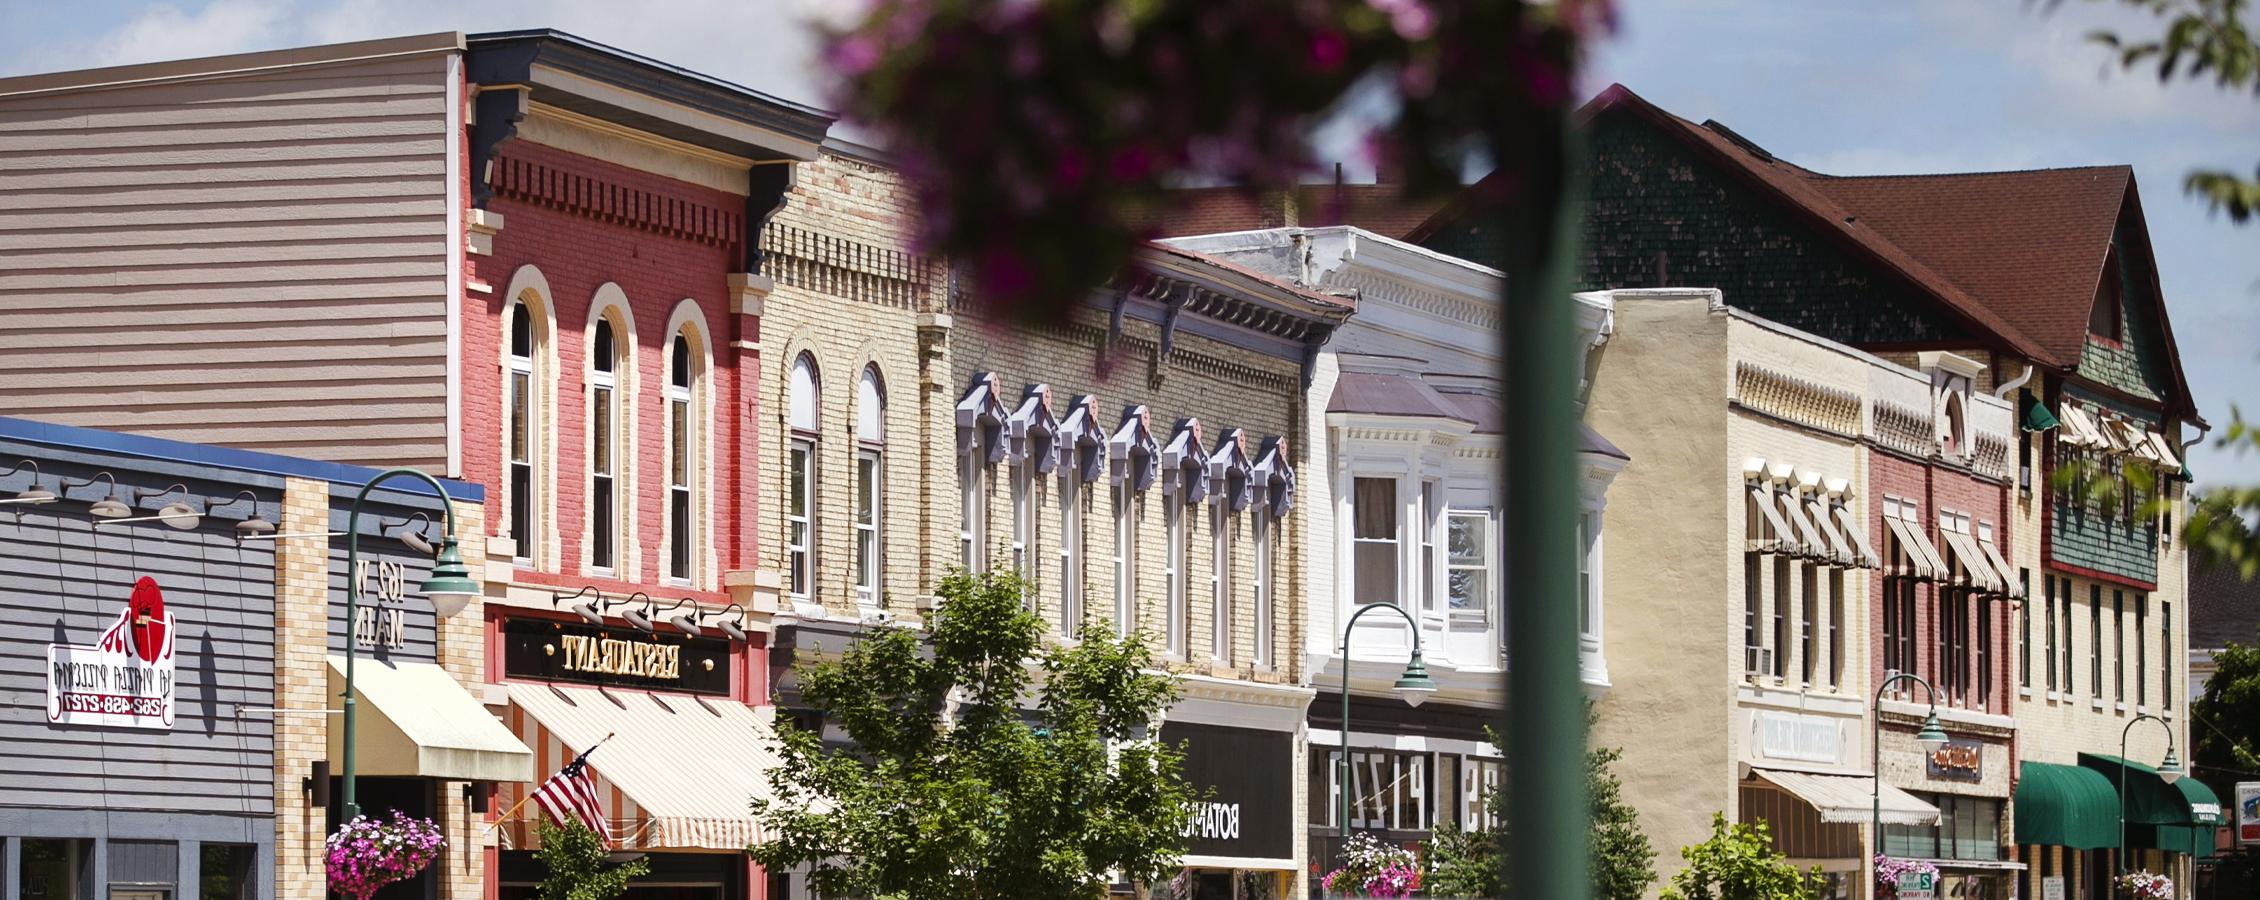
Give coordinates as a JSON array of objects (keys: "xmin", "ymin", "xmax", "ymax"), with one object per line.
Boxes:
[{"xmin": 1, "ymin": 0, "xmax": 2254, "ymax": 483}]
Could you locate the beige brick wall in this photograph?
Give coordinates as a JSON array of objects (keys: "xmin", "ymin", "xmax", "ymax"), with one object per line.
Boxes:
[
  {"xmin": 273, "ymin": 477, "xmax": 332, "ymax": 900},
  {"xmin": 437, "ymin": 500, "xmax": 490, "ymax": 900},
  {"xmin": 759, "ymin": 151, "xmax": 1308, "ymax": 683}
]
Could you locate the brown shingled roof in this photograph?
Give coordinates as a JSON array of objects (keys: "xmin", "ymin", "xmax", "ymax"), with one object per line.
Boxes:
[{"xmin": 1403, "ymin": 84, "xmax": 2195, "ymax": 418}]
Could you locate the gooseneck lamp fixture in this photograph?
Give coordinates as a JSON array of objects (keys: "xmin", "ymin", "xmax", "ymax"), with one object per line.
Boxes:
[
  {"xmin": 711, "ymin": 603, "xmax": 748, "ymax": 642},
  {"xmin": 64, "ymin": 472, "xmax": 131, "ymax": 519},
  {"xmin": 0, "ymin": 460, "xmax": 57, "ymax": 505},
  {"xmin": 388, "ymin": 512, "xmax": 436, "ymax": 556},
  {"xmin": 207, "ymin": 491, "xmax": 276, "ymax": 538},
  {"xmin": 340, "ymin": 467, "xmax": 478, "ymax": 818},
  {"xmin": 622, "ymin": 593, "xmax": 658, "ymax": 633},
  {"xmin": 1872, "ymin": 672, "xmax": 1951, "ymax": 866},
  {"xmin": 2118, "ymin": 713, "xmax": 2184, "ymax": 874},
  {"xmin": 553, "ymin": 587, "xmax": 609, "ymax": 626},
  {"xmin": 1335, "ymin": 601, "xmax": 1439, "ymax": 841},
  {"xmin": 95, "ymin": 483, "xmax": 202, "ymax": 530},
  {"xmin": 661, "ymin": 599, "xmax": 703, "ymax": 637}
]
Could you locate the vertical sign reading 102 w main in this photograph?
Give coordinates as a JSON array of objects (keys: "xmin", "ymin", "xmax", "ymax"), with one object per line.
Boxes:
[{"xmin": 353, "ymin": 559, "xmax": 407, "ymax": 650}]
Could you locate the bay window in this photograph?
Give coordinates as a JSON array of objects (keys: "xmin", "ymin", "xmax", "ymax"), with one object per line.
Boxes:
[
  {"xmin": 1455, "ymin": 511, "xmax": 1496, "ymax": 625},
  {"xmin": 1352, "ymin": 477, "xmax": 1399, "ymax": 607}
]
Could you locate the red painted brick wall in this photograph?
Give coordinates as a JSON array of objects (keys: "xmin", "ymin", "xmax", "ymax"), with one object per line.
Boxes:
[
  {"xmin": 462, "ymin": 139, "xmax": 751, "ymax": 594},
  {"xmin": 1868, "ymin": 451, "xmax": 2017, "ymax": 717}
]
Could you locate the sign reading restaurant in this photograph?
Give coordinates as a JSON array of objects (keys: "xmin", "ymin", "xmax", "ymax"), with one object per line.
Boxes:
[
  {"xmin": 48, "ymin": 577, "xmax": 177, "ymax": 729},
  {"xmin": 499, "ymin": 615, "xmax": 733, "ymax": 696}
]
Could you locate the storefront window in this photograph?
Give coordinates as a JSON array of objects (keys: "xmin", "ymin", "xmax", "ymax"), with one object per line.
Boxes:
[
  {"xmin": 1884, "ymin": 793, "xmax": 2003, "ymax": 861},
  {"xmin": 199, "ymin": 845, "xmax": 253, "ymax": 900},
  {"xmin": 19, "ymin": 839, "xmax": 89, "ymax": 900}
]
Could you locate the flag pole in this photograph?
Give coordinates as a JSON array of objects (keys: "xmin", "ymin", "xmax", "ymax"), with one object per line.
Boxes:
[{"xmin": 484, "ymin": 732, "xmax": 616, "ymax": 836}]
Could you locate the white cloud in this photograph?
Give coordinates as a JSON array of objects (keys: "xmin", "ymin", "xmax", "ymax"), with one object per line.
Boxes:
[{"xmin": 25, "ymin": 0, "xmax": 293, "ymax": 72}]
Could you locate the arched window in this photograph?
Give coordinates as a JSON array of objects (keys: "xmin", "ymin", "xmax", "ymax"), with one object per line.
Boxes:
[
  {"xmin": 666, "ymin": 328, "xmax": 704, "ymax": 583},
  {"xmin": 854, "ymin": 366, "xmax": 885, "ymax": 610},
  {"xmin": 589, "ymin": 316, "xmax": 622, "ymax": 572},
  {"xmin": 786, "ymin": 354, "xmax": 820, "ymax": 601},
  {"xmin": 505, "ymin": 296, "xmax": 544, "ymax": 564}
]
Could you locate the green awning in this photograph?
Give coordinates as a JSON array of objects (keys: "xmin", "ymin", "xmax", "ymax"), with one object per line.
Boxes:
[
  {"xmin": 2143, "ymin": 824, "xmax": 2220, "ymax": 857},
  {"xmin": 2016, "ymin": 761, "xmax": 2121, "ymax": 849},
  {"xmin": 2021, "ymin": 391, "xmax": 2062, "ymax": 433},
  {"xmin": 2080, "ymin": 753, "xmax": 2187, "ymax": 826},
  {"xmin": 2177, "ymin": 778, "xmax": 2226, "ymax": 825}
]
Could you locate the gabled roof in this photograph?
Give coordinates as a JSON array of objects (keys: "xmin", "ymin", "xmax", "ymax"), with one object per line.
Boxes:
[{"xmin": 1409, "ymin": 83, "xmax": 2195, "ymax": 417}]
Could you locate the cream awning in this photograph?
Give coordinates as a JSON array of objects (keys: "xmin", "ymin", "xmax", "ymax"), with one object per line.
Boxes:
[
  {"xmin": 1883, "ymin": 516, "xmax": 1942, "ymax": 581},
  {"xmin": 326, "ymin": 656, "xmax": 534, "ymax": 782},
  {"xmin": 1977, "ymin": 536, "xmax": 2024, "ymax": 599},
  {"xmin": 1805, "ymin": 497, "xmax": 1855, "ymax": 567},
  {"xmin": 1833, "ymin": 506, "xmax": 1883, "ymax": 569},
  {"xmin": 1754, "ymin": 768, "xmax": 1941, "ymax": 826},
  {"xmin": 1749, "ymin": 487, "xmax": 1799, "ymax": 555},
  {"xmin": 503, "ymin": 683, "xmax": 791, "ymax": 851},
  {"xmin": 1939, "ymin": 530, "xmax": 2004, "ymax": 593},
  {"xmin": 1779, "ymin": 492, "xmax": 1830, "ymax": 562}
]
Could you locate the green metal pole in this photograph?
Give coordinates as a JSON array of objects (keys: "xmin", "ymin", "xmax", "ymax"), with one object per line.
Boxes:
[
  {"xmin": 1871, "ymin": 673, "xmax": 1941, "ymax": 867},
  {"xmin": 340, "ymin": 467, "xmax": 464, "ymax": 820},
  {"xmin": 2118, "ymin": 713, "xmax": 2174, "ymax": 876},
  {"xmin": 1335, "ymin": 601, "xmax": 1426, "ymax": 858}
]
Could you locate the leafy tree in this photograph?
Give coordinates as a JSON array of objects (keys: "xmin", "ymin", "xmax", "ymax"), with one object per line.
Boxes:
[
  {"xmin": 532, "ymin": 820, "xmax": 648, "ymax": 900},
  {"xmin": 1659, "ymin": 813, "xmax": 1817, "ymax": 900},
  {"xmin": 2191, "ymin": 639, "xmax": 2260, "ymax": 772},
  {"xmin": 1420, "ymin": 719, "xmax": 1656, "ymax": 900},
  {"xmin": 750, "ymin": 569, "xmax": 1195, "ymax": 900}
]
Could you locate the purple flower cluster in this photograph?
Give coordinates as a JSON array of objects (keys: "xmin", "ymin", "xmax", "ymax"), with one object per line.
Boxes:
[
  {"xmin": 1323, "ymin": 833, "xmax": 1422, "ymax": 897},
  {"xmin": 325, "ymin": 811, "xmax": 446, "ymax": 900},
  {"xmin": 1874, "ymin": 855, "xmax": 1940, "ymax": 897}
]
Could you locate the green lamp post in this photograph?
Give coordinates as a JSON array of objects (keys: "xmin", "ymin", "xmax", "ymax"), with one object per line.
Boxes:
[
  {"xmin": 1872, "ymin": 672, "xmax": 1952, "ymax": 865},
  {"xmin": 338, "ymin": 468, "xmax": 480, "ymax": 819},
  {"xmin": 1333, "ymin": 601, "xmax": 1440, "ymax": 865},
  {"xmin": 2117, "ymin": 713, "xmax": 2183, "ymax": 875}
]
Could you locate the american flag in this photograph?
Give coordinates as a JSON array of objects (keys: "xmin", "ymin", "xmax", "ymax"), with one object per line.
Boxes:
[{"xmin": 531, "ymin": 741, "xmax": 610, "ymax": 843}]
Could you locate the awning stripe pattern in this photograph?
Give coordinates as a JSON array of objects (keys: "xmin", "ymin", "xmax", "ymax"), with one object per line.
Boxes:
[
  {"xmin": 1806, "ymin": 498, "xmax": 1856, "ymax": 567},
  {"xmin": 1779, "ymin": 491, "xmax": 1830, "ymax": 561},
  {"xmin": 1753, "ymin": 768, "xmax": 1939, "ymax": 826},
  {"xmin": 1883, "ymin": 516, "xmax": 1940, "ymax": 581},
  {"xmin": 1749, "ymin": 487, "xmax": 1797, "ymax": 555},
  {"xmin": 1835, "ymin": 507, "xmax": 1883, "ymax": 569},
  {"xmin": 1938, "ymin": 530, "xmax": 2003, "ymax": 593},
  {"xmin": 1977, "ymin": 537, "xmax": 2024, "ymax": 599},
  {"xmin": 501, "ymin": 683, "xmax": 788, "ymax": 851}
]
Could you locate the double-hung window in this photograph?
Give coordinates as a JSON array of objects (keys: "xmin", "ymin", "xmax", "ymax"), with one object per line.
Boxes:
[
  {"xmin": 1008, "ymin": 389, "xmax": 1057, "ymax": 609},
  {"xmin": 2091, "ymin": 584, "xmax": 2105, "ymax": 699},
  {"xmin": 785, "ymin": 355, "xmax": 819, "ymax": 601},
  {"xmin": 1161, "ymin": 422, "xmax": 1206, "ymax": 658},
  {"xmin": 1057, "ymin": 398, "xmax": 1103, "ymax": 636},
  {"xmin": 1354, "ymin": 477, "xmax": 1400, "ymax": 607},
  {"xmin": 1209, "ymin": 433, "xmax": 1249, "ymax": 664},
  {"xmin": 854, "ymin": 368, "xmax": 885, "ymax": 610},
  {"xmin": 2163, "ymin": 601, "xmax": 2174, "ymax": 711},
  {"xmin": 1251, "ymin": 438, "xmax": 1292, "ymax": 669},
  {"xmin": 2045, "ymin": 577, "xmax": 2059, "ymax": 692},
  {"xmin": 588, "ymin": 318, "xmax": 620, "ymax": 573},
  {"xmin": 507, "ymin": 300, "xmax": 538, "ymax": 563},
  {"xmin": 666, "ymin": 332, "xmax": 698, "ymax": 583},
  {"xmin": 1109, "ymin": 409, "xmax": 1155, "ymax": 639},
  {"xmin": 957, "ymin": 375, "xmax": 1007, "ymax": 573},
  {"xmin": 1457, "ymin": 511, "xmax": 1498, "ymax": 627}
]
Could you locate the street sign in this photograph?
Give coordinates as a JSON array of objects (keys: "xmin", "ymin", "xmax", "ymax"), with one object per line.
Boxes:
[{"xmin": 1897, "ymin": 871, "xmax": 1937, "ymax": 900}]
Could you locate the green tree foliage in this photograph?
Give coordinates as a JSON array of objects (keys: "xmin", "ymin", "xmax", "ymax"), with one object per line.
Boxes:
[
  {"xmin": 2087, "ymin": 0, "xmax": 2260, "ymax": 222},
  {"xmin": 2192, "ymin": 640, "xmax": 2260, "ymax": 771},
  {"xmin": 750, "ymin": 569, "xmax": 1195, "ymax": 900},
  {"xmin": 1659, "ymin": 814, "xmax": 1818, "ymax": 900},
  {"xmin": 1420, "ymin": 722, "xmax": 1656, "ymax": 900},
  {"xmin": 532, "ymin": 820, "xmax": 648, "ymax": 900}
]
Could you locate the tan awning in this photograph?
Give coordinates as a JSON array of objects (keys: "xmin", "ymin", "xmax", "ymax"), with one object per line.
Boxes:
[
  {"xmin": 1749, "ymin": 487, "xmax": 1799, "ymax": 555},
  {"xmin": 502, "ymin": 683, "xmax": 792, "ymax": 851},
  {"xmin": 1882, "ymin": 516, "xmax": 1940, "ymax": 580},
  {"xmin": 1939, "ymin": 530, "xmax": 2003, "ymax": 592},
  {"xmin": 2147, "ymin": 432, "xmax": 2182, "ymax": 470},
  {"xmin": 2060, "ymin": 406, "xmax": 2107, "ymax": 449},
  {"xmin": 1977, "ymin": 536, "xmax": 2024, "ymax": 598},
  {"xmin": 1806, "ymin": 498, "xmax": 1855, "ymax": 567},
  {"xmin": 1779, "ymin": 491, "xmax": 1830, "ymax": 561},
  {"xmin": 1833, "ymin": 506, "xmax": 1882, "ymax": 569},
  {"xmin": 326, "ymin": 656, "xmax": 534, "ymax": 782},
  {"xmin": 1754, "ymin": 768, "xmax": 1940, "ymax": 826}
]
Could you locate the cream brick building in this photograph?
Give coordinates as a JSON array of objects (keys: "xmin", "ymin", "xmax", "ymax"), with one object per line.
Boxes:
[{"xmin": 752, "ymin": 144, "xmax": 1350, "ymax": 898}]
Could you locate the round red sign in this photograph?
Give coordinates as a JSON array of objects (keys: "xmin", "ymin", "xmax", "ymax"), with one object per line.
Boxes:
[{"xmin": 127, "ymin": 576, "xmax": 167, "ymax": 663}]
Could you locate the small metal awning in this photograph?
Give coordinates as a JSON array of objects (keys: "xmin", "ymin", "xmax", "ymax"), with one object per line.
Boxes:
[
  {"xmin": 1753, "ymin": 768, "xmax": 1939, "ymax": 826},
  {"xmin": 1833, "ymin": 506, "xmax": 1883, "ymax": 569},
  {"xmin": 2015, "ymin": 761, "xmax": 2120, "ymax": 849},
  {"xmin": 1882, "ymin": 516, "xmax": 1941, "ymax": 581},
  {"xmin": 1938, "ymin": 530, "xmax": 2003, "ymax": 593},
  {"xmin": 1805, "ymin": 497, "xmax": 1855, "ymax": 567},
  {"xmin": 1749, "ymin": 487, "xmax": 1799, "ymax": 555},
  {"xmin": 1778, "ymin": 491, "xmax": 1830, "ymax": 561},
  {"xmin": 326, "ymin": 656, "xmax": 535, "ymax": 783},
  {"xmin": 1976, "ymin": 535, "xmax": 2024, "ymax": 598}
]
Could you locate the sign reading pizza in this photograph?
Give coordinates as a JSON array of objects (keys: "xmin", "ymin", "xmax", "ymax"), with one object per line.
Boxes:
[{"xmin": 48, "ymin": 577, "xmax": 177, "ymax": 729}]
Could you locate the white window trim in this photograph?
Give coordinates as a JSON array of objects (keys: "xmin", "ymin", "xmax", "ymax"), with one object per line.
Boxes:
[
  {"xmin": 1165, "ymin": 488, "xmax": 1189, "ymax": 658},
  {"xmin": 1113, "ymin": 477, "xmax": 1141, "ymax": 639},
  {"xmin": 1210, "ymin": 498, "xmax": 1233, "ymax": 664},
  {"xmin": 1252, "ymin": 499, "xmax": 1273, "ymax": 668},
  {"xmin": 583, "ymin": 303, "xmax": 631, "ymax": 579},
  {"xmin": 855, "ymin": 446, "xmax": 881, "ymax": 609},
  {"xmin": 665, "ymin": 353, "xmax": 696, "ymax": 585},
  {"xmin": 786, "ymin": 437, "xmax": 814, "ymax": 601},
  {"xmin": 1060, "ymin": 466, "xmax": 1082, "ymax": 635},
  {"xmin": 659, "ymin": 302, "xmax": 710, "ymax": 589},
  {"xmin": 506, "ymin": 302, "xmax": 538, "ymax": 566}
]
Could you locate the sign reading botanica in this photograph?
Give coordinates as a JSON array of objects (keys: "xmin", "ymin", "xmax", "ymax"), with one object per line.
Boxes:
[
  {"xmin": 48, "ymin": 577, "xmax": 177, "ymax": 729},
  {"xmin": 1161, "ymin": 722, "xmax": 1292, "ymax": 860},
  {"xmin": 501, "ymin": 616, "xmax": 732, "ymax": 695}
]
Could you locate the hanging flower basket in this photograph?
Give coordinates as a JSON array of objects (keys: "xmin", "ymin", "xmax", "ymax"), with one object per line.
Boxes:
[
  {"xmin": 1874, "ymin": 855, "xmax": 1940, "ymax": 898},
  {"xmin": 1322, "ymin": 833, "xmax": 1422, "ymax": 898},
  {"xmin": 325, "ymin": 811, "xmax": 446, "ymax": 900},
  {"xmin": 2115, "ymin": 871, "xmax": 2174, "ymax": 900}
]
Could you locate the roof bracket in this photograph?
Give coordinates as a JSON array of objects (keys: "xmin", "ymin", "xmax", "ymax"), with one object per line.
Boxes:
[
  {"xmin": 742, "ymin": 163, "xmax": 793, "ymax": 276},
  {"xmin": 469, "ymin": 85, "xmax": 530, "ymax": 210}
]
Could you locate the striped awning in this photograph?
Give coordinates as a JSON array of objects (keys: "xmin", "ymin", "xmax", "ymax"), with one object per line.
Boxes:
[
  {"xmin": 1752, "ymin": 768, "xmax": 1939, "ymax": 826},
  {"xmin": 502, "ymin": 683, "xmax": 788, "ymax": 851}
]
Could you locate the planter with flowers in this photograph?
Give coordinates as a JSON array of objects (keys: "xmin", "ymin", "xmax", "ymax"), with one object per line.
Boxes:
[
  {"xmin": 1322, "ymin": 833, "xmax": 1422, "ymax": 898},
  {"xmin": 2116, "ymin": 871, "xmax": 2173, "ymax": 900},
  {"xmin": 1874, "ymin": 856, "xmax": 1939, "ymax": 899},
  {"xmin": 326, "ymin": 810, "xmax": 446, "ymax": 900}
]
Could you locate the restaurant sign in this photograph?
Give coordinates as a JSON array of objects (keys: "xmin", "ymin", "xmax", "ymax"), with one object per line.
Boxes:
[
  {"xmin": 1925, "ymin": 737, "xmax": 1984, "ymax": 782},
  {"xmin": 501, "ymin": 616, "xmax": 732, "ymax": 695},
  {"xmin": 48, "ymin": 577, "xmax": 177, "ymax": 729}
]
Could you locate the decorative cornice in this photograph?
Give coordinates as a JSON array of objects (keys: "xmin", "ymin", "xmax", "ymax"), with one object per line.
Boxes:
[{"xmin": 1734, "ymin": 361, "xmax": 1861, "ymax": 437}]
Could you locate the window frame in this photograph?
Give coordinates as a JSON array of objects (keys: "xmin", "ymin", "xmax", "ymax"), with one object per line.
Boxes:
[
  {"xmin": 853, "ymin": 367, "xmax": 886, "ymax": 611},
  {"xmin": 506, "ymin": 298, "xmax": 539, "ymax": 565},
  {"xmin": 587, "ymin": 313, "xmax": 623, "ymax": 576},
  {"xmin": 664, "ymin": 328, "xmax": 701, "ymax": 585},
  {"xmin": 785, "ymin": 354, "xmax": 820, "ymax": 602},
  {"xmin": 1352, "ymin": 475, "xmax": 1403, "ymax": 609}
]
